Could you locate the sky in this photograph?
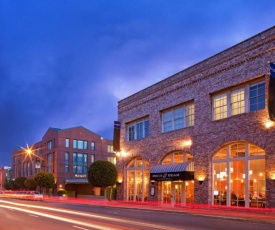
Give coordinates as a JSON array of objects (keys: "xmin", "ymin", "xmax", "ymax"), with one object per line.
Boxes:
[{"xmin": 0, "ymin": 0, "xmax": 274, "ymax": 166}]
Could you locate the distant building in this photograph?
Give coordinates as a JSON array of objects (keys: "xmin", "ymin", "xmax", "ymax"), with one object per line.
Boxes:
[
  {"xmin": 11, "ymin": 126, "xmax": 115, "ymax": 197},
  {"xmin": 116, "ymin": 27, "xmax": 275, "ymax": 208},
  {"xmin": 0, "ymin": 166, "xmax": 12, "ymax": 191}
]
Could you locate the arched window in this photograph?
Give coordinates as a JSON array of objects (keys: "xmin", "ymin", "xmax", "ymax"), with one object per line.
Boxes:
[
  {"xmin": 162, "ymin": 152, "xmax": 193, "ymax": 165},
  {"xmin": 127, "ymin": 157, "xmax": 149, "ymax": 202},
  {"xmin": 212, "ymin": 142, "xmax": 265, "ymax": 208}
]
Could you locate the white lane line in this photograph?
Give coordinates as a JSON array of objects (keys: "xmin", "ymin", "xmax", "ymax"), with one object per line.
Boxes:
[
  {"xmin": 73, "ymin": 226, "xmax": 90, "ymax": 230},
  {"xmin": 0, "ymin": 204, "xmax": 117, "ymax": 230},
  {"xmin": 29, "ymin": 214, "xmax": 39, "ymax": 218},
  {"xmin": 0, "ymin": 200, "xmax": 180, "ymax": 230}
]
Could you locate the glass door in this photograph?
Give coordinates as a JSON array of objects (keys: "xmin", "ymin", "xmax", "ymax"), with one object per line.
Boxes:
[{"xmin": 162, "ymin": 181, "xmax": 171, "ymax": 204}]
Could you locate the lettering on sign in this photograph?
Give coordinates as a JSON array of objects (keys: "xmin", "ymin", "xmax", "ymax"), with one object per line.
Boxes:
[{"xmin": 75, "ymin": 174, "xmax": 87, "ymax": 178}]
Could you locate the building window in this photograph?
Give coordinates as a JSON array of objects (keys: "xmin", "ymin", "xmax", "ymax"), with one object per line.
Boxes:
[
  {"xmin": 65, "ymin": 152, "xmax": 69, "ymax": 173},
  {"xmin": 91, "ymin": 154, "xmax": 95, "ymax": 164},
  {"xmin": 47, "ymin": 153, "xmax": 53, "ymax": 173},
  {"xmin": 65, "ymin": 139, "xmax": 70, "ymax": 148},
  {"xmin": 162, "ymin": 103, "xmax": 194, "ymax": 133},
  {"xmin": 107, "ymin": 145, "xmax": 113, "ymax": 153},
  {"xmin": 212, "ymin": 142, "xmax": 265, "ymax": 208},
  {"xmin": 73, "ymin": 153, "xmax": 88, "ymax": 174},
  {"xmin": 250, "ymin": 82, "xmax": 265, "ymax": 111},
  {"xmin": 213, "ymin": 94, "xmax": 228, "ymax": 120},
  {"xmin": 126, "ymin": 117, "xmax": 150, "ymax": 141},
  {"xmin": 47, "ymin": 141, "xmax": 52, "ymax": 150},
  {"xmin": 107, "ymin": 156, "xmax": 116, "ymax": 165},
  {"xmin": 73, "ymin": 140, "xmax": 88, "ymax": 149},
  {"xmin": 127, "ymin": 158, "xmax": 149, "ymax": 202},
  {"xmin": 213, "ymin": 81, "xmax": 265, "ymax": 121},
  {"xmin": 91, "ymin": 142, "xmax": 95, "ymax": 151}
]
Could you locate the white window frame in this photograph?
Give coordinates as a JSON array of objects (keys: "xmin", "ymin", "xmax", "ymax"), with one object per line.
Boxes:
[
  {"xmin": 212, "ymin": 81, "xmax": 265, "ymax": 121},
  {"xmin": 162, "ymin": 103, "xmax": 194, "ymax": 133},
  {"xmin": 126, "ymin": 118, "xmax": 149, "ymax": 141}
]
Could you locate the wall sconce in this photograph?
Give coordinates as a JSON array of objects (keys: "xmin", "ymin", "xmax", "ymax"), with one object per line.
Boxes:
[
  {"xmin": 117, "ymin": 178, "xmax": 123, "ymax": 185},
  {"xmin": 198, "ymin": 179, "xmax": 204, "ymax": 185},
  {"xmin": 151, "ymin": 181, "xmax": 155, "ymax": 185}
]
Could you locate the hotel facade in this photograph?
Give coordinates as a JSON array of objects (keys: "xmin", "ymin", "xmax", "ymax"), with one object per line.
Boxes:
[
  {"xmin": 12, "ymin": 126, "xmax": 115, "ymax": 197},
  {"xmin": 116, "ymin": 27, "xmax": 275, "ymax": 208}
]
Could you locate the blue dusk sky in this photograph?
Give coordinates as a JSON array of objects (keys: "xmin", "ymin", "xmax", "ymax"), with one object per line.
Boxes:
[{"xmin": 0, "ymin": 0, "xmax": 274, "ymax": 166}]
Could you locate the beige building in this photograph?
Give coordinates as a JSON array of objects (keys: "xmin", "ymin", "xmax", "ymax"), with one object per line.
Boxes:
[{"xmin": 116, "ymin": 27, "xmax": 275, "ymax": 208}]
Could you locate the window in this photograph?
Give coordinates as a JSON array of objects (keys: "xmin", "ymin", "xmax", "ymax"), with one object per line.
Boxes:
[
  {"xmin": 47, "ymin": 153, "xmax": 53, "ymax": 173},
  {"xmin": 126, "ymin": 117, "xmax": 149, "ymax": 141},
  {"xmin": 73, "ymin": 153, "xmax": 88, "ymax": 174},
  {"xmin": 107, "ymin": 156, "xmax": 116, "ymax": 165},
  {"xmin": 162, "ymin": 103, "xmax": 194, "ymax": 133},
  {"xmin": 213, "ymin": 94, "xmax": 228, "ymax": 120},
  {"xmin": 65, "ymin": 152, "xmax": 69, "ymax": 173},
  {"xmin": 127, "ymin": 158, "xmax": 149, "ymax": 202},
  {"xmin": 73, "ymin": 140, "xmax": 88, "ymax": 149},
  {"xmin": 231, "ymin": 88, "xmax": 245, "ymax": 115},
  {"xmin": 212, "ymin": 142, "xmax": 265, "ymax": 208},
  {"xmin": 65, "ymin": 139, "xmax": 70, "ymax": 148},
  {"xmin": 91, "ymin": 142, "xmax": 95, "ymax": 151},
  {"xmin": 47, "ymin": 141, "xmax": 52, "ymax": 150},
  {"xmin": 250, "ymin": 82, "xmax": 265, "ymax": 111},
  {"xmin": 213, "ymin": 82, "xmax": 265, "ymax": 121},
  {"xmin": 91, "ymin": 154, "xmax": 95, "ymax": 164},
  {"xmin": 107, "ymin": 145, "xmax": 113, "ymax": 153}
]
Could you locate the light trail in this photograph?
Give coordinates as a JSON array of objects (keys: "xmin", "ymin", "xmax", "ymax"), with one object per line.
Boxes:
[
  {"xmin": 0, "ymin": 200, "xmax": 181, "ymax": 230},
  {"xmin": 0, "ymin": 203, "xmax": 118, "ymax": 230}
]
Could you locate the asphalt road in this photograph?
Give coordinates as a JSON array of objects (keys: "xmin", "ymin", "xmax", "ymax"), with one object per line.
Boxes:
[{"xmin": 0, "ymin": 198, "xmax": 275, "ymax": 230}]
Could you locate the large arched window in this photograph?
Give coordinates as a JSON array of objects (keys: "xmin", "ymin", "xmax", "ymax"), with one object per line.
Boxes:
[
  {"xmin": 212, "ymin": 142, "xmax": 265, "ymax": 208},
  {"xmin": 127, "ymin": 157, "xmax": 149, "ymax": 202}
]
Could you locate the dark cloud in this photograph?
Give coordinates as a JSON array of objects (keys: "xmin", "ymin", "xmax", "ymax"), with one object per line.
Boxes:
[{"xmin": 0, "ymin": 0, "xmax": 274, "ymax": 165}]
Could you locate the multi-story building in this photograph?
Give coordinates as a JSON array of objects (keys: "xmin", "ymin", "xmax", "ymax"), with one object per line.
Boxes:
[
  {"xmin": 116, "ymin": 26, "xmax": 275, "ymax": 208},
  {"xmin": 12, "ymin": 126, "xmax": 115, "ymax": 197},
  {"xmin": 0, "ymin": 166, "xmax": 12, "ymax": 191}
]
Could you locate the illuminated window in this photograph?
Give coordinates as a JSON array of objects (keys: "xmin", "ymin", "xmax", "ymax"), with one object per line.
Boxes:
[
  {"xmin": 212, "ymin": 142, "xmax": 265, "ymax": 208},
  {"xmin": 127, "ymin": 158, "xmax": 149, "ymax": 202}
]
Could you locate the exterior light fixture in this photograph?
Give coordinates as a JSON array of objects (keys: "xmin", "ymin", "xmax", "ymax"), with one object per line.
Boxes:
[
  {"xmin": 265, "ymin": 121, "xmax": 274, "ymax": 129},
  {"xmin": 198, "ymin": 180, "xmax": 204, "ymax": 185}
]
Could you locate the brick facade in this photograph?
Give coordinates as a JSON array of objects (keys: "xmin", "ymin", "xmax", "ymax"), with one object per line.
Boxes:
[
  {"xmin": 11, "ymin": 126, "xmax": 115, "ymax": 197},
  {"xmin": 116, "ymin": 27, "xmax": 275, "ymax": 207}
]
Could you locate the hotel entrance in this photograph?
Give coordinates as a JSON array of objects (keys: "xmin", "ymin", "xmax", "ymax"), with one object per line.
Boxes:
[{"xmin": 161, "ymin": 181, "xmax": 194, "ymax": 204}]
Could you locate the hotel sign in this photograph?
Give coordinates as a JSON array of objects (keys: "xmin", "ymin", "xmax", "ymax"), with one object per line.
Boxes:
[
  {"xmin": 74, "ymin": 174, "xmax": 87, "ymax": 178},
  {"xmin": 150, "ymin": 171, "xmax": 194, "ymax": 181}
]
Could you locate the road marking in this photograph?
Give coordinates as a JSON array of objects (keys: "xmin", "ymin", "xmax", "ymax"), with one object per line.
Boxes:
[
  {"xmin": 73, "ymin": 226, "xmax": 90, "ymax": 230},
  {"xmin": 0, "ymin": 200, "xmax": 180, "ymax": 230},
  {"xmin": 29, "ymin": 214, "xmax": 39, "ymax": 218}
]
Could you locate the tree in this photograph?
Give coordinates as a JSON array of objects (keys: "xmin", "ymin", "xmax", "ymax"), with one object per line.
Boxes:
[
  {"xmin": 34, "ymin": 172, "xmax": 55, "ymax": 195},
  {"xmin": 8, "ymin": 180, "xmax": 17, "ymax": 190},
  {"xmin": 88, "ymin": 160, "xmax": 118, "ymax": 200},
  {"xmin": 14, "ymin": 177, "xmax": 27, "ymax": 190},
  {"xmin": 3, "ymin": 179, "xmax": 11, "ymax": 190},
  {"xmin": 24, "ymin": 178, "xmax": 37, "ymax": 190}
]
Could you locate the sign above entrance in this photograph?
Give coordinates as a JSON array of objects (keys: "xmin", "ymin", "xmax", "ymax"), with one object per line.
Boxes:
[
  {"xmin": 150, "ymin": 162, "xmax": 194, "ymax": 181},
  {"xmin": 150, "ymin": 171, "xmax": 194, "ymax": 181}
]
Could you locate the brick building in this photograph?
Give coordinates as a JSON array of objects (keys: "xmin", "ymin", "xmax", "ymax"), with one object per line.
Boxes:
[
  {"xmin": 116, "ymin": 27, "xmax": 275, "ymax": 208},
  {"xmin": 0, "ymin": 166, "xmax": 12, "ymax": 191},
  {"xmin": 12, "ymin": 126, "xmax": 115, "ymax": 197}
]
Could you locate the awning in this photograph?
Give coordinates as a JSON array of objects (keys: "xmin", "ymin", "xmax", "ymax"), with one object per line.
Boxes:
[
  {"xmin": 150, "ymin": 162, "xmax": 194, "ymax": 181},
  {"xmin": 65, "ymin": 178, "xmax": 89, "ymax": 184}
]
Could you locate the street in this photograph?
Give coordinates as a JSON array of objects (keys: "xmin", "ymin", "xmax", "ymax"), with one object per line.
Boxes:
[{"xmin": 0, "ymin": 198, "xmax": 275, "ymax": 230}]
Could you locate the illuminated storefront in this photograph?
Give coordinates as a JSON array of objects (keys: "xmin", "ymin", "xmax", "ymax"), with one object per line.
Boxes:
[{"xmin": 212, "ymin": 142, "xmax": 265, "ymax": 208}]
